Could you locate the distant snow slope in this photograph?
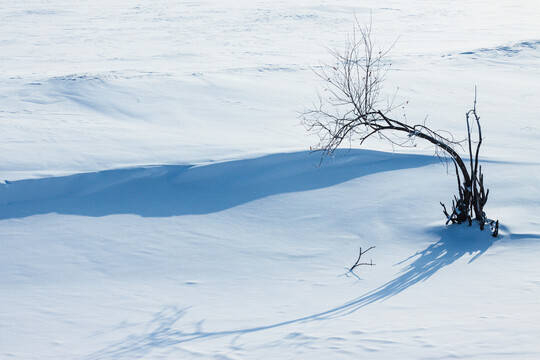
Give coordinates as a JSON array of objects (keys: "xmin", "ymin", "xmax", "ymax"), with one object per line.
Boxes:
[{"xmin": 1, "ymin": 1, "xmax": 539, "ymax": 359}]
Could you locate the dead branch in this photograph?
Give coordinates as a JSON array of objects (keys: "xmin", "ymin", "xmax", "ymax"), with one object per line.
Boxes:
[{"xmin": 350, "ymin": 246, "xmax": 376, "ymax": 271}]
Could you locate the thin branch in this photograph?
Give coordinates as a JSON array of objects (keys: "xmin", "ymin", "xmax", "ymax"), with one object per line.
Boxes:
[{"xmin": 350, "ymin": 246, "xmax": 376, "ymax": 271}]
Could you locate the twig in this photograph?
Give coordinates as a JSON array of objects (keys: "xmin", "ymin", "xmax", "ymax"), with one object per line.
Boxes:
[{"xmin": 350, "ymin": 246, "xmax": 376, "ymax": 271}]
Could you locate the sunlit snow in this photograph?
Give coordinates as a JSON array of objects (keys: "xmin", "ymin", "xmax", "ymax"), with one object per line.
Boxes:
[{"xmin": 1, "ymin": 1, "xmax": 539, "ymax": 359}]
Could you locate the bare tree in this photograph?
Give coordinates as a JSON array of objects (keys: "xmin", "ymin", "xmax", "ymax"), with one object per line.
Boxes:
[{"xmin": 302, "ymin": 21, "xmax": 498, "ymax": 236}]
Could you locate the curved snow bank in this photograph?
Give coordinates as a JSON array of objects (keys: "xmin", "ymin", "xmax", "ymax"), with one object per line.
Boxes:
[{"xmin": 0, "ymin": 149, "xmax": 434, "ymax": 219}]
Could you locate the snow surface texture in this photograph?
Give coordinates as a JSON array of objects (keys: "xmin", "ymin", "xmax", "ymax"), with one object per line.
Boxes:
[{"xmin": 1, "ymin": 1, "xmax": 539, "ymax": 359}]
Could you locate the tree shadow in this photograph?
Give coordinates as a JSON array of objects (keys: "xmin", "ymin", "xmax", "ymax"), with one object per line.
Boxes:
[
  {"xmin": 321, "ymin": 224, "xmax": 500, "ymax": 318},
  {"xmin": 86, "ymin": 225, "xmax": 504, "ymax": 359},
  {"xmin": 0, "ymin": 149, "xmax": 433, "ymax": 219}
]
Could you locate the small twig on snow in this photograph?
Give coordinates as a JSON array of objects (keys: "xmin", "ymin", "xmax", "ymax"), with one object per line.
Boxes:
[{"xmin": 350, "ymin": 246, "xmax": 376, "ymax": 271}]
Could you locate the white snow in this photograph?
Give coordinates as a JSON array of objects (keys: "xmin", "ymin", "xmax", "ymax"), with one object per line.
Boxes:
[{"xmin": 1, "ymin": 1, "xmax": 539, "ymax": 359}]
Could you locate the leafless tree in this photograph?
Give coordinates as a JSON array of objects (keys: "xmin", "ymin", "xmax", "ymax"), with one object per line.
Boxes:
[{"xmin": 302, "ymin": 21, "xmax": 498, "ymax": 236}]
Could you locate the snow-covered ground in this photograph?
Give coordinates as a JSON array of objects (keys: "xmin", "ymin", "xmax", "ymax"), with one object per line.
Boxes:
[{"xmin": 1, "ymin": 1, "xmax": 539, "ymax": 359}]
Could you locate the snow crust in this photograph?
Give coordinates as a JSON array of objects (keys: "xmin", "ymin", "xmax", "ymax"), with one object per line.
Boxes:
[{"xmin": 1, "ymin": 1, "xmax": 539, "ymax": 359}]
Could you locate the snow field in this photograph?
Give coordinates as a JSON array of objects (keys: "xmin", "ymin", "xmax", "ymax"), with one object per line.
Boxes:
[{"xmin": 1, "ymin": 1, "xmax": 539, "ymax": 359}]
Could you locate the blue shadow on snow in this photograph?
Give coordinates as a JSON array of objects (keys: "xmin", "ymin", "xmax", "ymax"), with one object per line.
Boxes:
[
  {"xmin": 0, "ymin": 149, "xmax": 434, "ymax": 219},
  {"xmin": 86, "ymin": 224, "xmax": 511, "ymax": 360}
]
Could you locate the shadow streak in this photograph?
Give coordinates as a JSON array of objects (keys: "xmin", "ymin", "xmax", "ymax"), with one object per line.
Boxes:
[
  {"xmin": 0, "ymin": 149, "xmax": 433, "ymax": 219},
  {"xmin": 323, "ymin": 225, "xmax": 499, "ymax": 318},
  {"xmin": 87, "ymin": 225, "xmax": 502, "ymax": 359}
]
